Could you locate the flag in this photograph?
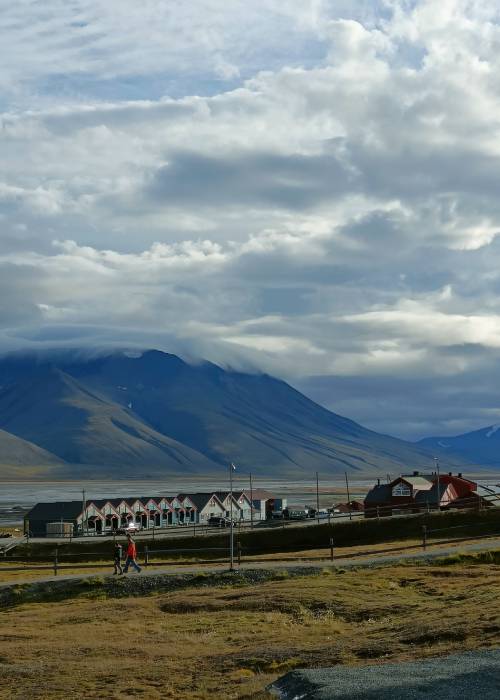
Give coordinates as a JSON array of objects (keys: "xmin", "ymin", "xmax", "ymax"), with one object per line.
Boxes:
[{"xmin": 230, "ymin": 462, "xmax": 237, "ymax": 471}]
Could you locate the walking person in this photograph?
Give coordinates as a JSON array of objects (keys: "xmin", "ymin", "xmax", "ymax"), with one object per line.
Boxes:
[
  {"xmin": 123, "ymin": 534, "xmax": 142, "ymax": 574},
  {"xmin": 113, "ymin": 541, "xmax": 123, "ymax": 575}
]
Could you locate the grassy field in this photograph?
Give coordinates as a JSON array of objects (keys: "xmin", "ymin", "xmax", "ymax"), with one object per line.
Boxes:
[{"xmin": 0, "ymin": 552, "xmax": 499, "ymax": 699}]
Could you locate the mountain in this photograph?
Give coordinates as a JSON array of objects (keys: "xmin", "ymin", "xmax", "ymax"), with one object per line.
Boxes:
[
  {"xmin": 0, "ymin": 428, "xmax": 63, "ymax": 468},
  {"xmin": 0, "ymin": 349, "xmax": 470, "ymax": 478},
  {"xmin": 419, "ymin": 424, "xmax": 500, "ymax": 469},
  {"xmin": 0, "ymin": 361, "xmax": 219, "ymax": 476}
]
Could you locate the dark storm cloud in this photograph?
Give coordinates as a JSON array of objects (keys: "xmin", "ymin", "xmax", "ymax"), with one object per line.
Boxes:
[
  {"xmin": 297, "ymin": 343, "xmax": 500, "ymax": 441},
  {"xmin": 0, "ymin": 264, "xmax": 45, "ymax": 325},
  {"xmin": 147, "ymin": 150, "xmax": 356, "ymax": 210}
]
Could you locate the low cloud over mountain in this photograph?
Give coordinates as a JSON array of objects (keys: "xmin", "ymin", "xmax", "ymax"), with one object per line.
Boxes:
[{"xmin": 0, "ymin": 350, "xmax": 467, "ymax": 478}]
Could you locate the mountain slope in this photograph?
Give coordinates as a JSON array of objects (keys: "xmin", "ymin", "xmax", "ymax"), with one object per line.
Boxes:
[
  {"xmin": 419, "ymin": 424, "xmax": 500, "ymax": 468},
  {"xmin": 0, "ymin": 428, "xmax": 63, "ymax": 467},
  {"xmin": 0, "ymin": 363, "xmax": 221, "ymax": 475},
  {"xmin": 0, "ymin": 350, "xmax": 472, "ymax": 477}
]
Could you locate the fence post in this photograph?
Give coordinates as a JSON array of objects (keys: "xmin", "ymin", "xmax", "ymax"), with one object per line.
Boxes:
[
  {"xmin": 144, "ymin": 545, "xmax": 149, "ymax": 567},
  {"xmin": 237, "ymin": 539, "xmax": 241, "ymax": 566},
  {"xmin": 376, "ymin": 505, "xmax": 380, "ymax": 521},
  {"xmin": 54, "ymin": 546, "xmax": 59, "ymax": 576},
  {"xmin": 329, "ymin": 537, "xmax": 334, "ymax": 562},
  {"xmin": 422, "ymin": 525, "xmax": 427, "ymax": 550}
]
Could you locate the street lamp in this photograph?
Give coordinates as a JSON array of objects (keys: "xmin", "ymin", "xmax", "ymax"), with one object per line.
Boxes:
[
  {"xmin": 229, "ymin": 462, "xmax": 236, "ymax": 571},
  {"xmin": 434, "ymin": 457, "xmax": 440, "ymax": 511}
]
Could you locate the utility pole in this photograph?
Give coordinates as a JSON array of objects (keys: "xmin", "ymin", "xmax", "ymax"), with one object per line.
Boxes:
[
  {"xmin": 229, "ymin": 463, "xmax": 235, "ymax": 571},
  {"xmin": 345, "ymin": 471, "xmax": 352, "ymax": 521},
  {"xmin": 316, "ymin": 471, "xmax": 320, "ymax": 522},
  {"xmin": 82, "ymin": 488, "xmax": 87, "ymax": 537},
  {"xmin": 434, "ymin": 457, "xmax": 440, "ymax": 512},
  {"xmin": 249, "ymin": 472, "xmax": 254, "ymax": 529}
]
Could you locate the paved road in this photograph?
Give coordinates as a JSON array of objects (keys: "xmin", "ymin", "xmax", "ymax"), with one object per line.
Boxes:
[
  {"xmin": 1, "ymin": 537, "xmax": 499, "ymax": 589},
  {"xmin": 268, "ymin": 649, "xmax": 500, "ymax": 699}
]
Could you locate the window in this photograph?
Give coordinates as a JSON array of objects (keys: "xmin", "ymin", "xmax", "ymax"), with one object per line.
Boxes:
[{"xmin": 392, "ymin": 482, "xmax": 411, "ymax": 497}]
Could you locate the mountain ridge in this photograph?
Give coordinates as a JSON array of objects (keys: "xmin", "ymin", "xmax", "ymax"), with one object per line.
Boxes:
[
  {"xmin": 419, "ymin": 423, "xmax": 500, "ymax": 469},
  {"xmin": 0, "ymin": 349, "xmax": 475, "ymax": 478}
]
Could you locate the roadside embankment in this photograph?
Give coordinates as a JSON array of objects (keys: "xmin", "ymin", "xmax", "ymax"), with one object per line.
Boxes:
[{"xmin": 0, "ymin": 567, "xmax": 319, "ymax": 609}]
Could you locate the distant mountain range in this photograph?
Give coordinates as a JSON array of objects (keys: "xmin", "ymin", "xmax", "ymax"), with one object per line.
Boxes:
[
  {"xmin": 419, "ymin": 424, "xmax": 500, "ymax": 469},
  {"xmin": 0, "ymin": 349, "xmax": 475, "ymax": 478}
]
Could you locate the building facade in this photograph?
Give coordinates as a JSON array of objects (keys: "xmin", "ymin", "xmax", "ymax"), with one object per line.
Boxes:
[
  {"xmin": 364, "ymin": 471, "xmax": 484, "ymax": 517},
  {"xmin": 25, "ymin": 490, "xmax": 254, "ymax": 536}
]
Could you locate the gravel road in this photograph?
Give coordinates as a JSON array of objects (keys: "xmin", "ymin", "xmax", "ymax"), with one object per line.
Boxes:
[{"xmin": 269, "ymin": 648, "xmax": 500, "ymax": 699}]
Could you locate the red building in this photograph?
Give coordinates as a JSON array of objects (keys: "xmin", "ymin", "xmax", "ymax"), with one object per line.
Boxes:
[
  {"xmin": 335, "ymin": 500, "xmax": 365, "ymax": 513},
  {"xmin": 364, "ymin": 471, "xmax": 484, "ymax": 517}
]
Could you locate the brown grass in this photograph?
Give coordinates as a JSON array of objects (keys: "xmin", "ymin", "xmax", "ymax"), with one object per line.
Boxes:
[{"xmin": 0, "ymin": 557, "xmax": 499, "ymax": 699}]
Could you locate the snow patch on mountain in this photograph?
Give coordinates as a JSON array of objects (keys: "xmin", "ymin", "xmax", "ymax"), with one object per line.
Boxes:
[{"xmin": 485, "ymin": 424, "xmax": 500, "ymax": 438}]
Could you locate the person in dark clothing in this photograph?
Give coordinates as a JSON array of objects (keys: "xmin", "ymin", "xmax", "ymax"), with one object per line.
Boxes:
[{"xmin": 113, "ymin": 542, "xmax": 123, "ymax": 575}]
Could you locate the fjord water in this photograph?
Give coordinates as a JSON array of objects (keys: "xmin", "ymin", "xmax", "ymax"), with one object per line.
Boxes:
[
  {"xmin": 0, "ymin": 478, "xmax": 375, "ymax": 525},
  {"xmin": 2, "ymin": 476, "xmax": 497, "ymax": 526}
]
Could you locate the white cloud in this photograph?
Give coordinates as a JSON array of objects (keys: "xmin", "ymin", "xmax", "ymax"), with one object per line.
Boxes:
[{"xmin": 3, "ymin": 1, "xmax": 500, "ymax": 438}]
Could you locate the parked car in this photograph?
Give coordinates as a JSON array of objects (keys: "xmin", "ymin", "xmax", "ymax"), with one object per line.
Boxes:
[
  {"xmin": 116, "ymin": 522, "xmax": 141, "ymax": 534},
  {"xmin": 208, "ymin": 516, "xmax": 236, "ymax": 527},
  {"xmin": 283, "ymin": 508, "xmax": 308, "ymax": 520}
]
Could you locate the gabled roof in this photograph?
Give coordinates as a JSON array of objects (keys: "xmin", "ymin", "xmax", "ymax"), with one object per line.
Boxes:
[
  {"xmin": 124, "ymin": 497, "xmax": 142, "ymax": 506},
  {"xmin": 91, "ymin": 499, "xmax": 120, "ymax": 510},
  {"xmin": 26, "ymin": 501, "xmax": 83, "ymax": 520},
  {"xmin": 109, "ymin": 498, "xmax": 133, "ymax": 509},
  {"xmin": 108, "ymin": 498, "xmax": 129, "ymax": 507},
  {"xmin": 250, "ymin": 489, "xmax": 276, "ymax": 500},
  {"xmin": 397, "ymin": 476, "xmax": 433, "ymax": 489},
  {"xmin": 179, "ymin": 495, "xmax": 196, "ymax": 508},
  {"xmin": 364, "ymin": 484, "xmax": 392, "ymax": 504},
  {"xmin": 235, "ymin": 492, "xmax": 252, "ymax": 504},
  {"xmin": 215, "ymin": 491, "xmax": 242, "ymax": 504},
  {"xmin": 178, "ymin": 493, "xmax": 223, "ymax": 511},
  {"xmin": 414, "ymin": 482, "xmax": 450, "ymax": 504}
]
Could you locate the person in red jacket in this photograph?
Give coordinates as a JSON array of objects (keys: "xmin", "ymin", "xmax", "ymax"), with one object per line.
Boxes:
[{"xmin": 123, "ymin": 534, "xmax": 142, "ymax": 574}]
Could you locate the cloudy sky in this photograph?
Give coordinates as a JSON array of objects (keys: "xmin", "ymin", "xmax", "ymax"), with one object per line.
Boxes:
[{"xmin": 3, "ymin": 1, "xmax": 500, "ymax": 440}]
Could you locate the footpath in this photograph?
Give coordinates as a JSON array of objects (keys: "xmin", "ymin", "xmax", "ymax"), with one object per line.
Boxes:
[{"xmin": 1, "ymin": 537, "xmax": 499, "ymax": 590}]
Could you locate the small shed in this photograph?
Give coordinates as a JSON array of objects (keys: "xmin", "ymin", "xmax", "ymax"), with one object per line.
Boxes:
[
  {"xmin": 46, "ymin": 521, "xmax": 74, "ymax": 538},
  {"xmin": 25, "ymin": 501, "xmax": 83, "ymax": 537}
]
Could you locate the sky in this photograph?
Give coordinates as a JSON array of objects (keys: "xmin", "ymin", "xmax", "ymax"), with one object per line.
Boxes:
[{"xmin": 3, "ymin": 0, "xmax": 500, "ymax": 440}]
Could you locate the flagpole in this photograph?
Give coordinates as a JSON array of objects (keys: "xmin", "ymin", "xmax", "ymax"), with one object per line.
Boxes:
[
  {"xmin": 229, "ymin": 463, "xmax": 234, "ymax": 571},
  {"xmin": 249, "ymin": 472, "xmax": 254, "ymax": 529}
]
